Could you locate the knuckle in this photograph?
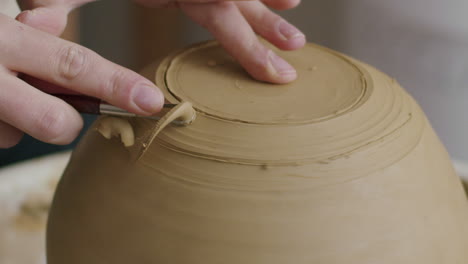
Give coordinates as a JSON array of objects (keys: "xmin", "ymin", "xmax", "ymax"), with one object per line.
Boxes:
[
  {"xmin": 55, "ymin": 45, "xmax": 87, "ymax": 81},
  {"xmin": 101, "ymin": 67, "xmax": 141, "ymax": 105},
  {"xmin": 205, "ymin": 2, "xmax": 237, "ymax": 29},
  {"xmin": 214, "ymin": 1, "xmax": 236, "ymax": 11},
  {"xmin": 35, "ymin": 106, "xmax": 70, "ymax": 144},
  {"xmin": 247, "ymin": 48, "xmax": 275, "ymax": 81},
  {"xmin": 249, "ymin": 42, "xmax": 269, "ymax": 67},
  {"xmin": 269, "ymin": 13, "xmax": 283, "ymax": 26}
]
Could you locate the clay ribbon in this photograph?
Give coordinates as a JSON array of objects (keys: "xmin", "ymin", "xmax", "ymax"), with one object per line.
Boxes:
[{"xmin": 137, "ymin": 102, "xmax": 196, "ymax": 160}]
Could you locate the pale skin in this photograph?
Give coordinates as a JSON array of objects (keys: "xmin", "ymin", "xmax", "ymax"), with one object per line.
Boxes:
[{"xmin": 0, "ymin": 0, "xmax": 305, "ymax": 148}]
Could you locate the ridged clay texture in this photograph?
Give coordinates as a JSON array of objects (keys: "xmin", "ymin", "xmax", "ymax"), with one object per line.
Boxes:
[{"xmin": 47, "ymin": 42, "xmax": 468, "ymax": 263}]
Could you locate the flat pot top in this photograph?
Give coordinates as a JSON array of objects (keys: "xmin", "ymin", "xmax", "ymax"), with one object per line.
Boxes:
[
  {"xmin": 141, "ymin": 41, "xmax": 423, "ymax": 168},
  {"xmin": 161, "ymin": 42, "xmax": 366, "ymax": 125}
]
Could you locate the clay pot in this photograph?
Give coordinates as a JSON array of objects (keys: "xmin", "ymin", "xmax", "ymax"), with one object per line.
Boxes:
[{"xmin": 47, "ymin": 42, "xmax": 468, "ymax": 263}]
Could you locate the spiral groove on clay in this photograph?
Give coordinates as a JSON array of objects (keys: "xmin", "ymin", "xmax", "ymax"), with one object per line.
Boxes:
[{"xmin": 133, "ymin": 42, "xmax": 425, "ymax": 172}]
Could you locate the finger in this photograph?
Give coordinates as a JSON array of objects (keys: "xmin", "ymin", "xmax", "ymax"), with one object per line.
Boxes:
[
  {"xmin": 16, "ymin": 0, "xmax": 94, "ymax": 36},
  {"xmin": 181, "ymin": 2, "xmax": 297, "ymax": 84},
  {"xmin": 17, "ymin": 0, "xmax": 94, "ymax": 10},
  {"xmin": 16, "ymin": 6, "xmax": 69, "ymax": 36},
  {"xmin": 236, "ymin": 1, "xmax": 305, "ymax": 51},
  {"xmin": 0, "ymin": 73, "xmax": 82, "ymax": 145},
  {"xmin": 0, "ymin": 16, "xmax": 164, "ymax": 115},
  {"xmin": 0, "ymin": 121, "xmax": 24, "ymax": 149},
  {"xmin": 134, "ymin": 0, "xmax": 253, "ymax": 8},
  {"xmin": 134, "ymin": 0, "xmax": 299, "ymax": 10},
  {"xmin": 260, "ymin": 0, "xmax": 300, "ymax": 10}
]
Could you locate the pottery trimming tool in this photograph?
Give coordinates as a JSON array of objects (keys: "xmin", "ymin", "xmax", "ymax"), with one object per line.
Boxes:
[{"xmin": 53, "ymin": 94, "xmax": 194, "ymax": 126}]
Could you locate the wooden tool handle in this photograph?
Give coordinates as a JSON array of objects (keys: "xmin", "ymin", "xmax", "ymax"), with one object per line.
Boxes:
[{"xmin": 53, "ymin": 94, "xmax": 101, "ymax": 115}]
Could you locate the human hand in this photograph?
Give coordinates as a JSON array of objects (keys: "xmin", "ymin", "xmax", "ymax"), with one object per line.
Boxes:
[
  {"xmin": 17, "ymin": 0, "xmax": 306, "ymax": 84},
  {"xmin": 0, "ymin": 13, "xmax": 164, "ymax": 148},
  {"xmin": 136, "ymin": 0, "xmax": 306, "ymax": 83},
  {"xmin": 7, "ymin": 0, "xmax": 304, "ymax": 148}
]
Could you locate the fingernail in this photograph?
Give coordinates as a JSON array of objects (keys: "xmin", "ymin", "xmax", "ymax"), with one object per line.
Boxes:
[
  {"xmin": 133, "ymin": 84, "xmax": 164, "ymax": 113},
  {"xmin": 268, "ymin": 51, "xmax": 296, "ymax": 77},
  {"xmin": 278, "ymin": 21, "xmax": 305, "ymax": 41}
]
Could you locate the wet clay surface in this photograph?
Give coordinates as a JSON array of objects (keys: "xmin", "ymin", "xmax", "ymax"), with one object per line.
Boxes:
[
  {"xmin": 164, "ymin": 43, "xmax": 365, "ymax": 124},
  {"xmin": 47, "ymin": 42, "xmax": 468, "ymax": 264}
]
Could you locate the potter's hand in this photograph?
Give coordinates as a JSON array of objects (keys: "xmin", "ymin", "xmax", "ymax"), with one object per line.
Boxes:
[
  {"xmin": 137, "ymin": 0, "xmax": 306, "ymax": 83},
  {"xmin": 17, "ymin": 0, "xmax": 306, "ymax": 84},
  {"xmin": 0, "ymin": 14, "xmax": 164, "ymax": 148}
]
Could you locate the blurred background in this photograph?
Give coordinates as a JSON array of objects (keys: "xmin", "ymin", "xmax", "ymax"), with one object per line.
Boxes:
[{"xmin": 1, "ymin": 1, "xmax": 468, "ymax": 263}]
